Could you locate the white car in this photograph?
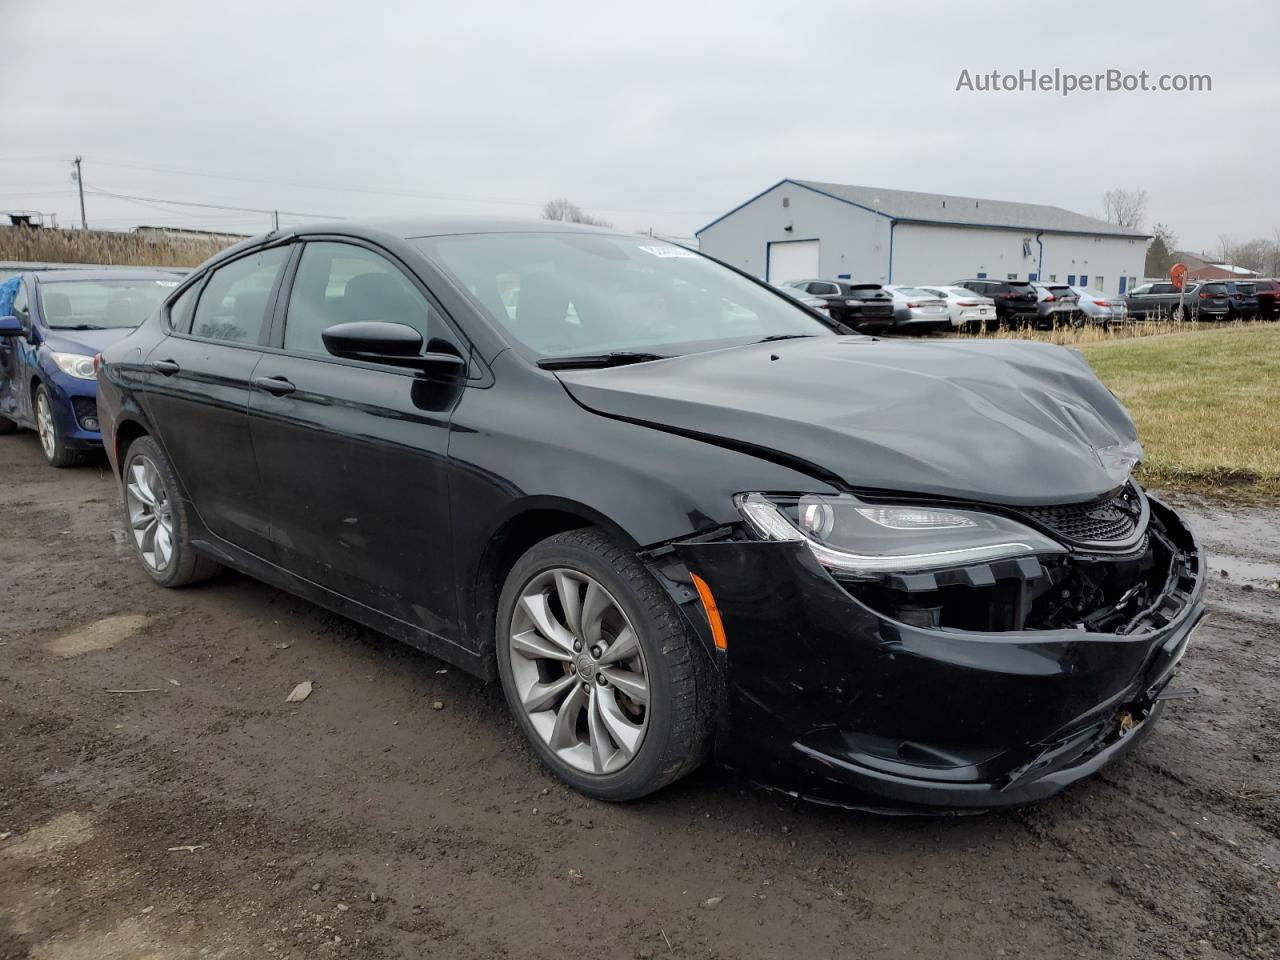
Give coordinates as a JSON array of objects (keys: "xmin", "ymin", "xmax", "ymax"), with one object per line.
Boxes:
[
  {"xmin": 917, "ymin": 285, "xmax": 997, "ymax": 330},
  {"xmin": 880, "ymin": 286, "xmax": 952, "ymax": 332}
]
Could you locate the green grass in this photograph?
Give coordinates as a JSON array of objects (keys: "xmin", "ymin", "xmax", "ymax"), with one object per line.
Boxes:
[{"xmin": 1078, "ymin": 326, "xmax": 1280, "ymax": 498}]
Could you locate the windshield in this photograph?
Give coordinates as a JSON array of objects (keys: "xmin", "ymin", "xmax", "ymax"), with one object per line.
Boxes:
[
  {"xmin": 39, "ymin": 278, "xmax": 179, "ymax": 329},
  {"xmin": 416, "ymin": 233, "xmax": 834, "ymax": 358}
]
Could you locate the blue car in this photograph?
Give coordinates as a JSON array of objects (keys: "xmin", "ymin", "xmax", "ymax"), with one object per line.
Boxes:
[{"xmin": 0, "ymin": 269, "xmax": 182, "ymax": 466}]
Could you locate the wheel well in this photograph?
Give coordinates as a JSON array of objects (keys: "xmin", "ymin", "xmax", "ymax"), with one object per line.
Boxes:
[
  {"xmin": 470, "ymin": 509, "xmax": 605, "ymax": 657},
  {"xmin": 112, "ymin": 420, "xmax": 149, "ymax": 472}
]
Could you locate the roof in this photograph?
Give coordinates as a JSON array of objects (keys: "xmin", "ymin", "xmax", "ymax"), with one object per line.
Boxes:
[
  {"xmin": 697, "ymin": 178, "xmax": 1152, "ymax": 239},
  {"xmin": 31, "ymin": 268, "xmax": 185, "ymax": 282}
]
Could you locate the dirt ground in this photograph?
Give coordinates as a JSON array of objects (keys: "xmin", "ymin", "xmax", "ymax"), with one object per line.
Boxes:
[{"xmin": 2, "ymin": 432, "xmax": 1278, "ymax": 960}]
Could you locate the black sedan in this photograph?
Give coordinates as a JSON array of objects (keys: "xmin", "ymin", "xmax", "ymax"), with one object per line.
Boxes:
[{"xmin": 96, "ymin": 219, "xmax": 1206, "ymax": 813}]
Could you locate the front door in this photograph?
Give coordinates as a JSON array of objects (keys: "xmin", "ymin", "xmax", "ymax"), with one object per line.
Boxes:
[
  {"xmin": 140, "ymin": 246, "xmax": 291, "ymax": 558},
  {"xmin": 249, "ymin": 239, "xmax": 466, "ymax": 641}
]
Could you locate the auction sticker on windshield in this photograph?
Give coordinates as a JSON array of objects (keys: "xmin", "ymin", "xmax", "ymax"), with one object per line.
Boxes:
[{"xmin": 638, "ymin": 245, "xmax": 698, "ymax": 258}]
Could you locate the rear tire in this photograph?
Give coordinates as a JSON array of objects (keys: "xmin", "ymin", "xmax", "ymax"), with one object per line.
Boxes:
[
  {"xmin": 495, "ymin": 528, "xmax": 713, "ymax": 801},
  {"xmin": 35, "ymin": 384, "xmax": 86, "ymax": 467},
  {"xmin": 120, "ymin": 435, "xmax": 221, "ymax": 588}
]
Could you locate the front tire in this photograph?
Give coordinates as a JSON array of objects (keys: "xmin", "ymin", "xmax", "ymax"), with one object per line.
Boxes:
[
  {"xmin": 35, "ymin": 384, "xmax": 85, "ymax": 467},
  {"xmin": 496, "ymin": 528, "xmax": 713, "ymax": 801},
  {"xmin": 121, "ymin": 435, "xmax": 221, "ymax": 587}
]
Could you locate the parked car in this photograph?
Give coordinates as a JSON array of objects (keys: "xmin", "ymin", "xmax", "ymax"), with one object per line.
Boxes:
[
  {"xmin": 953, "ymin": 278, "xmax": 1039, "ymax": 326},
  {"xmin": 1221, "ymin": 280, "xmax": 1260, "ymax": 320},
  {"xmin": 781, "ymin": 279, "xmax": 896, "ymax": 331},
  {"xmin": 773, "ymin": 284, "xmax": 830, "ymax": 314},
  {"xmin": 1251, "ymin": 278, "xmax": 1279, "ymax": 319},
  {"xmin": 97, "ymin": 219, "xmax": 1205, "ymax": 813},
  {"xmin": 1069, "ymin": 286, "xmax": 1127, "ymax": 325},
  {"xmin": 0, "ymin": 269, "xmax": 181, "ymax": 465},
  {"xmin": 880, "ymin": 286, "xmax": 952, "ymax": 332},
  {"xmin": 1028, "ymin": 282, "xmax": 1081, "ymax": 327},
  {"xmin": 1126, "ymin": 281, "xmax": 1229, "ymax": 321},
  {"xmin": 917, "ymin": 285, "xmax": 997, "ymax": 330}
]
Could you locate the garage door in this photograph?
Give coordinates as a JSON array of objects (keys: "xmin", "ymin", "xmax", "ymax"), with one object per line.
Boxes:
[{"xmin": 766, "ymin": 239, "xmax": 819, "ymax": 284}]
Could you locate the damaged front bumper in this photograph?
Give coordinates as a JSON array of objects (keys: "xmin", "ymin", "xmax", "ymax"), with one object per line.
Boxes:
[{"xmin": 670, "ymin": 495, "xmax": 1205, "ymax": 814}]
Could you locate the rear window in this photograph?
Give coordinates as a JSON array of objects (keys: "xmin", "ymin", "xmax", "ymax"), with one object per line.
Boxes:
[
  {"xmin": 1201, "ymin": 283, "xmax": 1226, "ymax": 294},
  {"xmin": 1007, "ymin": 281, "xmax": 1034, "ymax": 290},
  {"xmin": 1236, "ymin": 283, "xmax": 1256, "ymax": 293},
  {"xmin": 1150, "ymin": 283, "xmax": 1177, "ymax": 294},
  {"xmin": 846, "ymin": 284, "xmax": 889, "ymax": 299}
]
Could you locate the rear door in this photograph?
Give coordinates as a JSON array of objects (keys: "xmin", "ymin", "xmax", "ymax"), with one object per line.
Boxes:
[
  {"xmin": 140, "ymin": 245, "xmax": 291, "ymax": 558},
  {"xmin": 0, "ymin": 278, "xmax": 33, "ymax": 423},
  {"xmin": 249, "ymin": 239, "xmax": 467, "ymax": 638}
]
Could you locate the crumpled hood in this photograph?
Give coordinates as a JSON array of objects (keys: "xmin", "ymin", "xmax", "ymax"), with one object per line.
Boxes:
[
  {"xmin": 42, "ymin": 327, "xmax": 136, "ymax": 356},
  {"xmin": 555, "ymin": 336, "xmax": 1140, "ymax": 506}
]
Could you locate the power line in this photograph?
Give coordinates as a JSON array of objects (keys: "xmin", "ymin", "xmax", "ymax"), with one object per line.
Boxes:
[
  {"xmin": 84, "ymin": 186, "xmax": 343, "ymax": 220},
  {"xmin": 78, "ymin": 156, "xmax": 723, "ymax": 217}
]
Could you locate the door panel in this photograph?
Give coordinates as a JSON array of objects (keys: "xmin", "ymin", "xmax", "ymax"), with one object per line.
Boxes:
[
  {"xmin": 250, "ymin": 240, "xmax": 464, "ymax": 639},
  {"xmin": 141, "ymin": 337, "xmax": 270, "ymax": 553}
]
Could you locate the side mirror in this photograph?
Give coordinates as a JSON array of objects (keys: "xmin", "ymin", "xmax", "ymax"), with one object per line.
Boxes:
[
  {"xmin": 0, "ymin": 315, "xmax": 22, "ymax": 337},
  {"xmin": 321, "ymin": 321, "xmax": 466, "ymax": 373}
]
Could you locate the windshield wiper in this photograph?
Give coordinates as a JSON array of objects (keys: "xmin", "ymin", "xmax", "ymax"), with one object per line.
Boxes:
[
  {"xmin": 536, "ymin": 351, "xmax": 668, "ymax": 370},
  {"xmin": 755, "ymin": 334, "xmax": 815, "ymax": 343},
  {"xmin": 50, "ymin": 324, "xmax": 110, "ymax": 330}
]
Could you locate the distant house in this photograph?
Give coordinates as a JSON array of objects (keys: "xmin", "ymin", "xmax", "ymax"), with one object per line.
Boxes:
[
  {"xmin": 696, "ymin": 178, "xmax": 1152, "ymax": 295},
  {"xmin": 1172, "ymin": 251, "xmax": 1259, "ymax": 281}
]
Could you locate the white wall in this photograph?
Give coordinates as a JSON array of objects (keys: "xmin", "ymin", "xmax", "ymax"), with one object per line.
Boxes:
[
  {"xmin": 697, "ymin": 182, "xmax": 892, "ymax": 282},
  {"xmin": 892, "ymin": 224, "xmax": 1148, "ymax": 294},
  {"xmin": 698, "ymin": 183, "xmax": 1151, "ymax": 295}
]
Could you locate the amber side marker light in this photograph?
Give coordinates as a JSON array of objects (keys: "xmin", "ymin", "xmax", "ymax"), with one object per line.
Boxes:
[{"xmin": 690, "ymin": 573, "xmax": 728, "ymax": 651}]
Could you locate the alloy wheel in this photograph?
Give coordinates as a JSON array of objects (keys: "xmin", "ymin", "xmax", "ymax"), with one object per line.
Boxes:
[
  {"xmin": 125, "ymin": 455, "xmax": 175, "ymax": 572},
  {"xmin": 36, "ymin": 391, "xmax": 56, "ymax": 459},
  {"xmin": 508, "ymin": 568, "xmax": 649, "ymax": 775}
]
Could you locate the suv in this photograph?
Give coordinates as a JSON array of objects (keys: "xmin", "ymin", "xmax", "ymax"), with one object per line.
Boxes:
[
  {"xmin": 1222, "ymin": 280, "xmax": 1260, "ymax": 319},
  {"xmin": 1252, "ymin": 279, "xmax": 1279, "ymax": 319},
  {"xmin": 953, "ymin": 279, "xmax": 1039, "ymax": 326},
  {"xmin": 1030, "ymin": 282, "xmax": 1081, "ymax": 328},
  {"xmin": 1126, "ymin": 281, "xmax": 1228, "ymax": 321},
  {"xmin": 783, "ymin": 279, "xmax": 896, "ymax": 331}
]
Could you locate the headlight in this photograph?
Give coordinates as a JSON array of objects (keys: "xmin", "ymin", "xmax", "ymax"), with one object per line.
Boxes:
[
  {"xmin": 736, "ymin": 493, "xmax": 1066, "ymax": 576},
  {"xmin": 51, "ymin": 351, "xmax": 96, "ymax": 380}
]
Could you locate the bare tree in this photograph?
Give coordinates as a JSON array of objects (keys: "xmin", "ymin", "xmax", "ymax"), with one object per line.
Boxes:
[
  {"xmin": 1101, "ymin": 188, "xmax": 1148, "ymax": 230},
  {"xmin": 1216, "ymin": 234, "xmax": 1233, "ymax": 264},
  {"xmin": 1271, "ymin": 227, "xmax": 1280, "ymax": 276},
  {"xmin": 1230, "ymin": 238, "xmax": 1272, "ymax": 274},
  {"xmin": 541, "ymin": 198, "xmax": 612, "ymax": 228}
]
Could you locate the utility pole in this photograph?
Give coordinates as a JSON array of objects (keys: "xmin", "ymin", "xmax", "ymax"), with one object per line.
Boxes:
[
  {"xmin": 272, "ymin": 209, "xmax": 279, "ymax": 231},
  {"xmin": 73, "ymin": 156, "xmax": 87, "ymax": 230}
]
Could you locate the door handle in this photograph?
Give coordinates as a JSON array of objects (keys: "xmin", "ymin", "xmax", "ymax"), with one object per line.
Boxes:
[
  {"xmin": 151, "ymin": 359, "xmax": 180, "ymax": 376},
  {"xmin": 253, "ymin": 376, "xmax": 296, "ymax": 396}
]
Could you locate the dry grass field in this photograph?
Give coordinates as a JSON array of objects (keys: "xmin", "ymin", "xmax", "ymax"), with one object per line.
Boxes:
[
  {"xmin": 0, "ymin": 226, "xmax": 236, "ymax": 268},
  {"xmin": 1075, "ymin": 325, "xmax": 1280, "ymax": 497}
]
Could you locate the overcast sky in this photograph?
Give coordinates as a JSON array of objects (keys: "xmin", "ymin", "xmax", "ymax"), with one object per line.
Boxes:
[{"xmin": 3, "ymin": 0, "xmax": 1276, "ymax": 254}]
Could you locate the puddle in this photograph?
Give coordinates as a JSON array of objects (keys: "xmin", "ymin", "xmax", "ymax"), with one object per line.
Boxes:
[{"xmin": 47, "ymin": 614, "xmax": 151, "ymax": 658}]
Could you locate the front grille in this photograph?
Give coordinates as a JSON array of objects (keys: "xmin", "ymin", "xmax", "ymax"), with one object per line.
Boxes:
[
  {"xmin": 1020, "ymin": 487, "xmax": 1144, "ymax": 544},
  {"xmin": 71, "ymin": 396, "xmax": 98, "ymax": 429}
]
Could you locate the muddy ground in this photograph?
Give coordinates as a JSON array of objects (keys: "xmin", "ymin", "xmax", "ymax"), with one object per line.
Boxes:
[{"xmin": 2, "ymin": 432, "xmax": 1278, "ymax": 960}]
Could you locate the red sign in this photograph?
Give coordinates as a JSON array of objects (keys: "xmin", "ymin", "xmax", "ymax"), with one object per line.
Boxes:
[{"xmin": 1170, "ymin": 263, "xmax": 1188, "ymax": 289}]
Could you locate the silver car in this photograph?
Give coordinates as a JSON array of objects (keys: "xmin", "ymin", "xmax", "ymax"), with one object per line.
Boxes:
[
  {"xmin": 1070, "ymin": 286, "xmax": 1127, "ymax": 325},
  {"xmin": 1030, "ymin": 282, "xmax": 1081, "ymax": 328},
  {"xmin": 881, "ymin": 286, "xmax": 952, "ymax": 333}
]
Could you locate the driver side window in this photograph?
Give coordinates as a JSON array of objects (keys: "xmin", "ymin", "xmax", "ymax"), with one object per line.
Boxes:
[
  {"xmin": 12, "ymin": 284, "xmax": 30, "ymax": 336},
  {"xmin": 283, "ymin": 242, "xmax": 433, "ymax": 357}
]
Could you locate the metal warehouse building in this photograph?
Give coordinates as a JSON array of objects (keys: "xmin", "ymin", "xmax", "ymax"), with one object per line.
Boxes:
[{"xmin": 696, "ymin": 179, "xmax": 1152, "ymax": 296}]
